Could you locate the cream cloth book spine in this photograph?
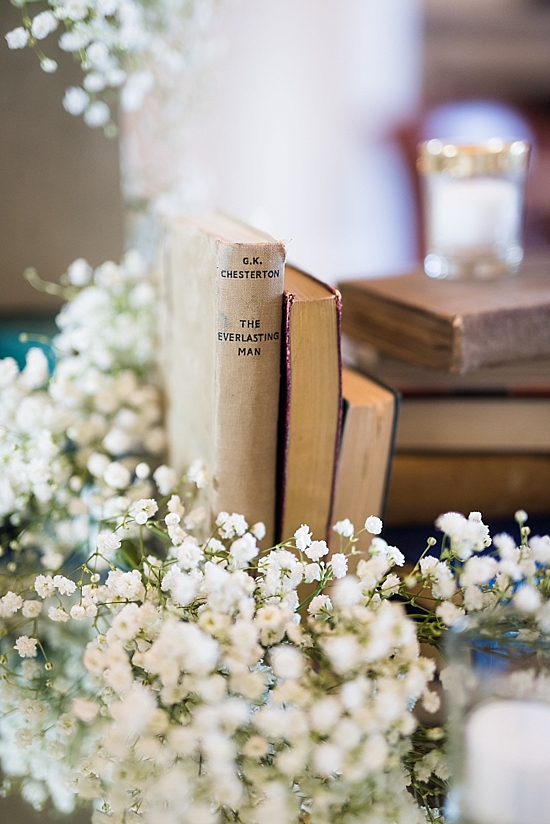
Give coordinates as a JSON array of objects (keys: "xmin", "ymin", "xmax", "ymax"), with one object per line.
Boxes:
[{"xmin": 160, "ymin": 213, "xmax": 285, "ymax": 544}]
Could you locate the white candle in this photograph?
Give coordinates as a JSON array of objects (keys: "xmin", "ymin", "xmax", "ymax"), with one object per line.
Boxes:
[
  {"xmin": 465, "ymin": 699, "xmax": 550, "ymax": 824},
  {"xmin": 428, "ymin": 177, "xmax": 520, "ymax": 251}
]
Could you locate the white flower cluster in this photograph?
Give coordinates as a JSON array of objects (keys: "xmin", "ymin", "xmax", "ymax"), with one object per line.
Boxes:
[
  {"xmin": 0, "ymin": 251, "xmax": 174, "ymax": 568},
  {"xmin": 4, "ymin": 0, "xmax": 217, "ymax": 131},
  {"xmin": 0, "ymin": 508, "xmax": 434, "ymax": 824},
  {"xmin": 403, "ymin": 511, "xmax": 550, "ymax": 632}
]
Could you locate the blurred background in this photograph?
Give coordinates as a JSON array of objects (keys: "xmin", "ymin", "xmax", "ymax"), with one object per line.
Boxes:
[
  {"xmin": 2, "ymin": 0, "xmax": 550, "ymax": 814},
  {"xmin": 3, "ymin": 0, "xmax": 550, "ymax": 312}
]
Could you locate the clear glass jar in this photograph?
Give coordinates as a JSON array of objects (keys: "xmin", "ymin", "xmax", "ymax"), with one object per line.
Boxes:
[
  {"xmin": 418, "ymin": 139, "xmax": 530, "ymax": 279},
  {"xmin": 445, "ymin": 608, "xmax": 550, "ymax": 824}
]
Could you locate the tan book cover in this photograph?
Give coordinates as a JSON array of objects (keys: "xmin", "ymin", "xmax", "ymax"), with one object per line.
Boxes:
[
  {"xmin": 277, "ymin": 265, "xmax": 342, "ymax": 543},
  {"xmin": 339, "ymin": 257, "xmax": 550, "ymax": 373},
  {"xmin": 160, "ymin": 213, "xmax": 285, "ymax": 544},
  {"xmin": 330, "ymin": 368, "xmax": 398, "ymax": 556},
  {"xmin": 396, "ymin": 396, "xmax": 550, "ymax": 453}
]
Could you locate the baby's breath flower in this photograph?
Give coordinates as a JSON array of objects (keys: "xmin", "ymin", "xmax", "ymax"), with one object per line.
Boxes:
[
  {"xmin": 63, "ymin": 86, "xmax": 89, "ymax": 116},
  {"xmin": 103, "ymin": 461, "xmax": 131, "ymax": 490},
  {"xmin": 294, "ymin": 524, "xmax": 312, "ymax": 551},
  {"xmin": 30, "ymin": 11, "xmax": 58, "ymax": 40},
  {"xmin": 250, "ymin": 521, "xmax": 266, "ymax": 541},
  {"xmin": 304, "ymin": 540, "xmax": 329, "ymax": 562},
  {"xmin": 14, "ymin": 636, "xmax": 38, "ymax": 658},
  {"xmin": 5, "ymin": 27, "xmax": 29, "ymax": 49},
  {"xmin": 48, "ymin": 606, "xmax": 70, "ymax": 623},
  {"xmin": 330, "ymin": 553, "xmax": 348, "ymax": 579},
  {"xmin": 153, "ymin": 464, "xmax": 177, "ymax": 495},
  {"xmin": 35, "ymin": 575, "xmax": 55, "ymax": 599},
  {"xmin": 84, "ymin": 100, "xmax": 110, "ymax": 128},
  {"xmin": 129, "ymin": 498, "xmax": 158, "ymax": 525},
  {"xmin": 0, "ymin": 591, "xmax": 23, "ymax": 617},
  {"xmin": 333, "ymin": 518, "xmax": 354, "ymax": 537},
  {"xmin": 365, "ymin": 515, "xmax": 383, "ymax": 535},
  {"xmin": 40, "ymin": 57, "xmax": 58, "ymax": 73}
]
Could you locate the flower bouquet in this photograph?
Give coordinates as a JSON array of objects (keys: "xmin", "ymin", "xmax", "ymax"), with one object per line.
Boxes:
[{"xmin": 1, "ymin": 259, "xmax": 550, "ymax": 824}]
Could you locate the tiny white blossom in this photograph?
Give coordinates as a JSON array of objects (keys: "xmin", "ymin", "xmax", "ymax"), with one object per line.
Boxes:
[
  {"xmin": 333, "ymin": 518, "xmax": 354, "ymax": 537},
  {"xmin": 153, "ymin": 464, "xmax": 177, "ymax": 495},
  {"xmin": 63, "ymin": 86, "xmax": 89, "ymax": 116},
  {"xmin": 72, "ymin": 698, "xmax": 99, "ymax": 722},
  {"xmin": 304, "ymin": 540, "xmax": 329, "ymax": 562},
  {"xmin": 515, "ymin": 509, "xmax": 528, "ymax": 525},
  {"xmin": 187, "ymin": 458, "xmax": 209, "ymax": 489},
  {"xmin": 167, "ymin": 494, "xmax": 185, "ymax": 517},
  {"xmin": 135, "ymin": 461, "xmax": 150, "ymax": 479},
  {"xmin": 83, "ymin": 72, "xmax": 106, "ymax": 93},
  {"xmin": 0, "ymin": 591, "xmax": 23, "ymax": 617},
  {"xmin": 370, "ymin": 537, "xmax": 405, "ymax": 567},
  {"xmin": 67, "ymin": 258, "xmax": 93, "ymax": 286},
  {"xmin": 422, "ymin": 688, "xmax": 441, "ymax": 714},
  {"xmin": 216, "ymin": 512, "xmax": 247, "ymax": 539},
  {"xmin": 514, "ymin": 584, "xmax": 541, "ymax": 613},
  {"xmin": 250, "ymin": 521, "xmax": 266, "ymax": 541},
  {"xmin": 48, "ymin": 606, "xmax": 70, "ymax": 623},
  {"xmin": 84, "ymin": 101, "xmax": 110, "ymax": 128},
  {"xmin": 5, "ymin": 27, "xmax": 29, "ymax": 49},
  {"xmin": 31, "ymin": 11, "xmax": 58, "ymax": 40},
  {"xmin": 103, "ymin": 461, "xmax": 131, "ymax": 490},
  {"xmin": 330, "ymin": 553, "xmax": 348, "ymax": 579},
  {"xmin": 40, "ymin": 57, "xmax": 58, "ymax": 73},
  {"xmin": 294, "ymin": 524, "xmax": 312, "ymax": 551},
  {"xmin": 22, "ymin": 600, "xmax": 42, "ymax": 619},
  {"xmin": 56, "ymin": 0, "xmax": 89, "ymax": 21},
  {"xmin": 129, "ymin": 498, "xmax": 158, "ymax": 525},
  {"xmin": 381, "ymin": 573, "xmax": 401, "ymax": 596},
  {"xmin": 271, "ymin": 646, "xmax": 304, "ymax": 680},
  {"xmin": 14, "ymin": 636, "xmax": 38, "ymax": 658},
  {"xmin": 96, "ymin": 530, "xmax": 122, "ymax": 554},
  {"xmin": 35, "ymin": 575, "xmax": 55, "ymax": 599},
  {"xmin": 53, "ymin": 575, "xmax": 77, "ymax": 596},
  {"xmin": 436, "ymin": 601, "xmax": 465, "ymax": 627},
  {"xmin": 365, "ymin": 515, "xmax": 383, "ymax": 534},
  {"xmin": 308, "ymin": 594, "xmax": 332, "ymax": 615},
  {"xmin": 304, "ymin": 563, "xmax": 321, "ymax": 583}
]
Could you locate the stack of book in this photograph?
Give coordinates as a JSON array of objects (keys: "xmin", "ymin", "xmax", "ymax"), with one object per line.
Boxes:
[
  {"xmin": 159, "ymin": 213, "xmax": 398, "ymax": 551},
  {"xmin": 339, "ymin": 265, "xmax": 550, "ymax": 526}
]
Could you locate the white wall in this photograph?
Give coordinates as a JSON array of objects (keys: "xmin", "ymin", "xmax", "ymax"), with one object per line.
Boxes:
[{"xmin": 196, "ymin": 0, "xmax": 422, "ymax": 280}]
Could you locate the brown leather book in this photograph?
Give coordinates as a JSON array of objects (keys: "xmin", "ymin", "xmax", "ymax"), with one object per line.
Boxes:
[
  {"xmin": 160, "ymin": 213, "xmax": 285, "ymax": 544},
  {"xmin": 339, "ymin": 257, "xmax": 550, "ymax": 373}
]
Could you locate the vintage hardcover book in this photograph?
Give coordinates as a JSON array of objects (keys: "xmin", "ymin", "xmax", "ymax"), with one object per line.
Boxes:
[
  {"xmin": 329, "ymin": 368, "xmax": 398, "ymax": 555},
  {"xmin": 385, "ymin": 453, "xmax": 550, "ymax": 527},
  {"xmin": 338, "ymin": 257, "xmax": 550, "ymax": 373},
  {"xmin": 277, "ymin": 265, "xmax": 342, "ymax": 543},
  {"xmin": 160, "ymin": 213, "xmax": 285, "ymax": 544},
  {"xmin": 344, "ymin": 338, "xmax": 550, "ymax": 397},
  {"xmin": 396, "ymin": 396, "xmax": 550, "ymax": 453}
]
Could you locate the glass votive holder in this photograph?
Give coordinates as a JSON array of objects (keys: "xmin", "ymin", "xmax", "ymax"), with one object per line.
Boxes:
[
  {"xmin": 417, "ymin": 139, "xmax": 531, "ymax": 279},
  {"xmin": 445, "ymin": 608, "xmax": 550, "ymax": 824}
]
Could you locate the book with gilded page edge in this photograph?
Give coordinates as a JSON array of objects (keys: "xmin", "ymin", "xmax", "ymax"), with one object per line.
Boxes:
[
  {"xmin": 276, "ymin": 265, "xmax": 342, "ymax": 543},
  {"xmin": 338, "ymin": 257, "xmax": 550, "ymax": 373},
  {"xmin": 329, "ymin": 367, "xmax": 399, "ymax": 557},
  {"xmin": 160, "ymin": 213, "xmax": 285, "ymax": 545}
]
